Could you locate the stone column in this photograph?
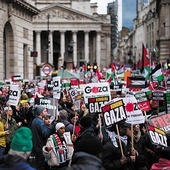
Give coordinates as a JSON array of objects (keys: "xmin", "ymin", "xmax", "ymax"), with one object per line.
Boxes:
[
  {"xmin": 96, "ymin": 31, "xmax": 101, "ymax": 69},
  {"xmin": 49, "ymin": 31, "xmax": 53, "ymax": 65},
  {"xmin": 35, "ymin": 31, "xmax": 41, "ymax": 65},
  {"xmin": 84, "ymin": 31, "xmax": 89, "ymax": 63},
  {"xmin": 59, "ymin": 31, "xmax": 65, "ymax": 68},
  {"xmin": 73, "ymin": 31, "xmax": 77, "ymax": 67}
]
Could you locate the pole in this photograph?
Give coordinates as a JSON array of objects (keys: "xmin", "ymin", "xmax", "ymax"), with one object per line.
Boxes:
[{"xmin": 47, "ymin": 14, "xmax": 50, "ymax": 64}]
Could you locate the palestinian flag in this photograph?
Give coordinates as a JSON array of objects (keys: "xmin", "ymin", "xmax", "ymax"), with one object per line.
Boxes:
[
  {"xmin": 150, "ymin": 64, "xmax": 164, "ymax": 82},
  {"xmin": 106, "ymin": 68, "xmax": 114, "ymax": 83}
]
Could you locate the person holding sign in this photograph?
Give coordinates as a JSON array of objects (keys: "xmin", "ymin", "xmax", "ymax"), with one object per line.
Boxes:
[
  {"xmin": 124, "ymin": 123, "xmax": 148, "ymax": 170},
  {"xmin": 101, "ymin": 121, "xmax": 136, "ymax": 170}
]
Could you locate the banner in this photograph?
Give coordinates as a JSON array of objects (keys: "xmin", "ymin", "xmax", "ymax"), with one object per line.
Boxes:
[
  {"xmin": 148, "ymin": 113, "xmax": 170, "ymax": 134},
  {"xmin": 101, "ymin": 99, "xmax": 127, "ymax": 128},
  {"xmin": 8, "ymin": 84, "xmax": 21, "ymax": 106},
  {"xmin": 35, "ymin": 97, "xmax": 58, "ymax": 118},
  {"xmin": 52, "ymin": 76, "xmax": 61, "ymax": 99},
  {"xmin": 134, "ymin": 91, "xmax": 151, "ymax": 111},
  {"xmin": 114, "ymin": 96, "xmax": 145, "ymax": 124},
  {"xmin": 83, "ymin": 82, "xmax": 111, "ymax": 104},
  {"xmin": 152, "ymin": 91, "xmax": 166, "ymax": 112},
  {"xmin": 166, "ymin": 92, "xmax": 170, "ymax": 113},
  {"xmin": 88, "ymin": 96, "xmax": 110, "ymax": 114},
  {"xmin": 147, "ymin": 125, "xmax": 167, "ymax": 147}
]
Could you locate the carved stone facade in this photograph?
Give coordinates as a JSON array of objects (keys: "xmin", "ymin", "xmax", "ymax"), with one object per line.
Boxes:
[
  {"xmin": 32, "ymin": 1, "xmax": 112, "ymax": 70},
  {"xmin": 0, "ymin": 0, "xmax": 111, "ymax": 79},
  {"xmin": 0, "ymin": 0, "xmax": 39, "ymax": 80}
]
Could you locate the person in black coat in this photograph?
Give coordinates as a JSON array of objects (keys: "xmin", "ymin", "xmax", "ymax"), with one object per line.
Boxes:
[
  {"xmin": 31, "ymin": 105, "xmax": 53, "ymax": 170},
  {"xmin": 125, "ymin": 124, "xmax": 148, "ymax": 170},
  {"xmin": 61, "ymin": 127, "xmax": 104, "ymax": 170},
  {"xmin": 72, "ymin": 115, "xmax": 99, "ymax": 153},
  {"xmin": 101, "ymin": 122, "xmax": 136, "ymax": 170}
]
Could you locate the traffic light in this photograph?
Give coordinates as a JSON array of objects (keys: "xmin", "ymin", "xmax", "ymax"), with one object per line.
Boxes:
[
  {"xmin": 93, "ymin": 63, "xmax": 98, "ymax": 72},
  {"xmin": 168, "ymin": 59, "xmax": 170, "ymax": 69},
  {"xmin": 87, "ymin": 63, "xmax": 91, "ymax": 71}
]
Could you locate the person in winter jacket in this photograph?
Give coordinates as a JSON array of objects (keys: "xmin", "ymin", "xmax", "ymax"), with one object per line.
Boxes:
[
  {"xmin": 61, "ymin": 124, "xmax": 104, "ymax": 170},
  {"xmin": 31, "ymin": 105, "xmax": 53, "ymax": 170},
  {"xmin": 43, "ymin": 122, "xmax": 74, "ymax": 170},
  {"xmin": 101, "ymin": 121, "xmax": 136, "ymax": 170},
  {"xmin": 0, "ymin": 127, "xmax": 35, "ymax": 170}
]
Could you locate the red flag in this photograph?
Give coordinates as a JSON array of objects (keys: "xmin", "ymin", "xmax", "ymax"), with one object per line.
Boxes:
[
  {"xmin": 142, "ymin": 44, "xmax": 149, "ymax": 68},
  {"xmin": 96, "ymin": 69, "xmax": 102, "ymax": 81}
]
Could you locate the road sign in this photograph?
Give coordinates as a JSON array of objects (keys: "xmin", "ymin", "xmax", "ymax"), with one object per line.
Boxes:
[{"xmin": 42, "ymin": 64, "xmax": 52, "ymax": 76}]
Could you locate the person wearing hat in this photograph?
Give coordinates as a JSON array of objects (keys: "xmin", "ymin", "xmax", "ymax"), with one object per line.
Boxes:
[
  {"xmin": 57, "ymin": 109, "xmax": 74, "ymax": 134},
  {"xmin": 31, "ymin": 105, "xmax": 54, "ymax": 170},
  {"xmin": 43, "ymin": 122, "xmax": 74, "ymax": 169},
  {"xmin": 0, "ymin": 127, "xmax": 36, "ymax": 170}
]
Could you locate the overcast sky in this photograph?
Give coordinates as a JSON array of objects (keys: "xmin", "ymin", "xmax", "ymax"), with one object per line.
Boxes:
[{"xmin": 90, "ymin": 0, "xmax": 122, "ymax": 30}]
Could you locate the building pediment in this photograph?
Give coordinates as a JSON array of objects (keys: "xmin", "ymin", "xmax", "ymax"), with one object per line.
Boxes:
[{"xmin": 33, "ymin": 4, "xmax": 102, "ymax": 23}]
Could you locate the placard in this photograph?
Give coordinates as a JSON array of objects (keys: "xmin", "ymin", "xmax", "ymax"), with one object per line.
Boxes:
[
  {"xmin": 83, "ymin": 82, "xmax": 111, "ymax": 104},
  {"xmin": 147, "ymin": 125, "xmax": 167, "ymax": 147},
  {"xmin": 88, "ymin": 96, "xmax": 110, "ymax": 114},
  {"xmin": 8, "ymin": 84, "xmax": 21, "ymax": 106},
  {"xmin": 148, "ymin": 113, "xmax": 170, "ymax": 134},
  {"xmin": 101, "ymin": 99, "xmax": 127, "ymax": 128},
  {"xmin": 134, "ymin": 91, "xmax": 151, "ymax": 111}
]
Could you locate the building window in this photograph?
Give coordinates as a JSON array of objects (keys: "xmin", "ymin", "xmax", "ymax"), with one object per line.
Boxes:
[{"xmin": 23, "ymin": 28, "xmax": 28, "ymax": 39}]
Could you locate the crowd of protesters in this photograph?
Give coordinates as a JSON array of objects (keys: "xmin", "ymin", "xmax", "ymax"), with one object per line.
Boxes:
[{"xmin": 0, "ymin": 81, "xmax": 170, "ymax": 170}]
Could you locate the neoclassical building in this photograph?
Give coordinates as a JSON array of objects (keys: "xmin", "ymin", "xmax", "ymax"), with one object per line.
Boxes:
[
  {"xmin": 32, "ymin": 0, "xmax": 112, "ymax": 71},
  {"xmin": 0, "ymin": 0, "xmax": 39, "ymax": 80},
  {"xmin": 0, "ymin": 0, "xmax": 112, "ymax": 80}
]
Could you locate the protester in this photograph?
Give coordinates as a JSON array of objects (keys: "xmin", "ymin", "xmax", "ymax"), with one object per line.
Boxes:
[
  {"xmin": 2, "ymin": 106, "xmax": 19, "ymax": 153},
  {"xmin": 124, "ymin": 123, "xmax": 148, "ymax": 170},
  {"xmin": 61, "ymin": 134, "xmax": 104, "ymax": 170},
  {"xmin": 69, "ymin": 113, "xmax": 81, "ymax": 137},
  {"xmin": 72, "ymin": 115, "xmax": 99, "ymax": 153},
  {"xmin": 0, "ymin": 111, "xmax": 9, "ymax": 156},
  {"xmin": 31, "ymin": 105, "xmax": 53, "ymax": 170},
  {"xmin": 101, "ymin": 121, "xmax": 136, "ymax": 170},
  {"xmin": 0, "ymin": 127, "xmax": 36, "ymax": 170},
  {"xmin": 58, "ymin": 109, "xmax": 74, "ymax": 134},
  {"xmin": 43, "ymin": 122, "xmax": 74, "ymax": 170}
]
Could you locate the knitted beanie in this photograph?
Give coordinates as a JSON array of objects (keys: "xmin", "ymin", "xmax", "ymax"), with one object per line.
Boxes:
[
  {"xmin": 55, "ymin": 122, "xmax": 65, "ymax": 132},
  {"xmin": 33, "ymin": 105, "xmax": 46, "ymax": 116},
  {"xmin": 10, "ymin": 127, "xmax": 33, "ymax": 152}
]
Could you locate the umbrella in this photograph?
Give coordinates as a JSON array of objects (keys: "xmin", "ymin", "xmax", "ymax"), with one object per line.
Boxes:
[{"xmin": 57, "ymin": 70, "xmax": 80, "ymax": 79}]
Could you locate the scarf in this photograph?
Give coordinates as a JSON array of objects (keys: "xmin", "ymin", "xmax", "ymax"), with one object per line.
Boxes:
[
  {"xmin": 133, "ymin": 131, "xmax": 141, "ymax": 143},
  {"xmin": 106, "ymin": 129, "xmax": 127, "ymax": 147}
]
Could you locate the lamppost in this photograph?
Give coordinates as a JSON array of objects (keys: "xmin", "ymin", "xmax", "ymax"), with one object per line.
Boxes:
[
  {"xmin": 46, "ymin": 14, "xmax": 50, "ymax": 64},
  {"xmin": 134, "ymin": 46, "xmax": 137, "ymax": 69}
]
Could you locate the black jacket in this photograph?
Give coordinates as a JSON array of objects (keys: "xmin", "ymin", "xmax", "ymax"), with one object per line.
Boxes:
[
  {"xmin": 101, "ymin": 138, "xmax": 133, "ymax": 170},
  {"xmin": 0, "ymin": 154, "xmax": 36, "ymax": 170},
  {"xmin": 73, "ymin": 126, "xmax": 97, "ymax": 153},
  {"xmin": 61, "ymin": 152, "xmax": 105, "ymax": 170}
]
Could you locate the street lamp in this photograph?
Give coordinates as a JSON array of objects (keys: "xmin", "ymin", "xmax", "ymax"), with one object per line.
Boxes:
[{"xmin": 46, "ymin": 14, "xmax": 50, "ymax": 64}]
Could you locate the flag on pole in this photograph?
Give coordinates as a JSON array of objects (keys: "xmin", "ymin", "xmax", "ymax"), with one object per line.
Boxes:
[
  {"xmin": 106, "ymin": 68, "xmax": 114, "ymax": 83},
  {"xmin": 141, "ymin": 44, "xmax": 149, "ymax": 73},
  {"xmin": 150, "ymin": 64, "xmax": 164, "ymax": 82}
]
